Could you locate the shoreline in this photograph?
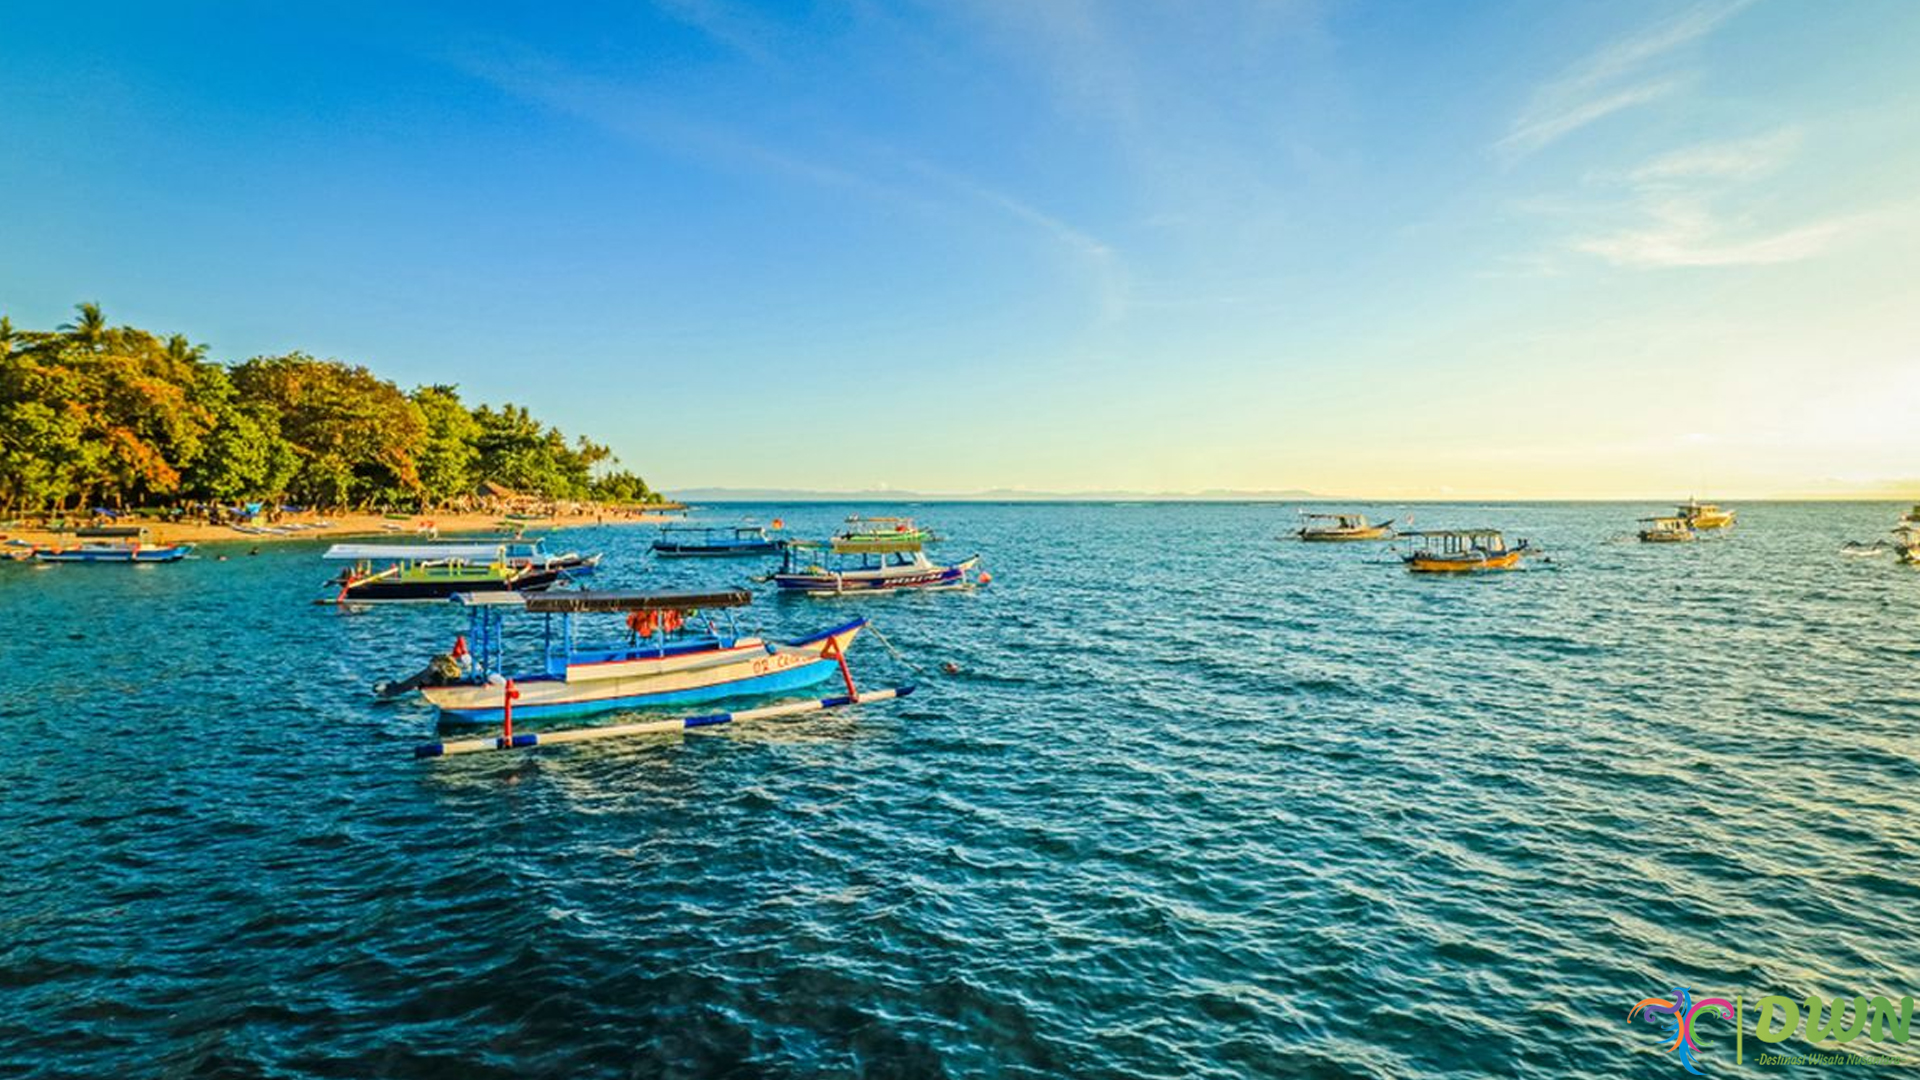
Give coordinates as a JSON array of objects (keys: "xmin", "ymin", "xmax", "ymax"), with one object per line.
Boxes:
[{"xmin": 1, "ymin": 509, "xmax": 685, "ymax": 551}]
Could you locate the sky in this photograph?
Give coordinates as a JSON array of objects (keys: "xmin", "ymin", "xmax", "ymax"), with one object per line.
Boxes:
[{"xmin": 2, "ymin": 0, "xmax": 1917, "ymax": 499}]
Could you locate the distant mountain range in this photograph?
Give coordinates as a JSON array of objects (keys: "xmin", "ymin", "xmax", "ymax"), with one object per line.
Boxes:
[{"xmin": 667, "ymin": 486, "xmax": 1331, "ymax": 502}]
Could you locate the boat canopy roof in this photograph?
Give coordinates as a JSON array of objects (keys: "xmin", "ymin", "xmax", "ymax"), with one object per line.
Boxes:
[
  {"xmin": 831, "ymin": 537, "xmax": 922, "ymax": 554},
  {"xmin": 523, "ymin": 589, "xmax": 752, "ymax": 613},
  {"xmin": 1640, "ymin": 516, "xmax": 1688, "ymax": 524},
  {"xmin": 1299, "ymin": 512, "xmax": 1367, "ymax": 521},
  {"xmin": 325, "ymin": 542, "xmax": 504, "ymax": 561},
  {"xmin": 659, "ymin": 523, "xmax": 765, "ymax": 535},
  {"xmin": 1399, "ymin": 529, "xmax": 1504, "ymax": 539}
]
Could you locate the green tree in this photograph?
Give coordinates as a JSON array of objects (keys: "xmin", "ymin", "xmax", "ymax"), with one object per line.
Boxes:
[
  {"xmin": 411, "ymin": 384, "xmax": 480, "ymax": 507},
  {"xmin": 231, "ymin": 353, "xmax": 425, "ymax": 507}
]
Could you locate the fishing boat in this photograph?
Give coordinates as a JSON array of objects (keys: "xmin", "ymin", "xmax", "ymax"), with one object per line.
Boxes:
[
  {"xmin": 414, "ymin": 589, "xmax": 870, "ymax": 724},
  {"xmin": 651, "ymin": 523, "xmax": 785, "ymax": 557},
  {"xmin": 1637, "ymin": 516, "xmax": 1696, "ymax": 543},
  {"xmin": 771, "ymin": 537, "xmax": 982, "ymax": 594},
  {"xmin": 323, "ymin": 540, "xmax": 599, "ymax": 603},
  {"xmin": 1400, "ymin": 529, "xmax": 1530, "ymax": 573},
  {"xmin": 33, "ymin": 527, "xmax": 193, "ymax": 563},
  {"xmin": 1296, "ymin": 512, "xmax": 1395, "ymax": 541},
  {"xmin": 837, "ymin": 516, "xmax": 936, "ymax": 548},
  {"xmin": 1677, "ymin": 499, "xmax": 1736, "ymax": 530},
  {"xmin": 1895, "ymin": 523, "xmax": 1920, "ymax": 565}
]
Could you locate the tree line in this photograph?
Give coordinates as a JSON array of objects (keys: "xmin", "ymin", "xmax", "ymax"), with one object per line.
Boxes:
[{"xmin": 0, "ymin": 303, "xmax": 658, "ymax": 513}]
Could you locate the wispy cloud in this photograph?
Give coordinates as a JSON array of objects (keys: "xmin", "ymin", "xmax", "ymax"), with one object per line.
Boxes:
[
  {"xmin": 1573, "ymin": 198, "xmax": 1854, "ymax": 268},
  {"xmin": 1498, "ymin": 0, "xmax": 1756, "ymax": 160},
  {"xmin": 1567, "ymin": 127, "xmax": 1870, "ymax": 268},
  {"xmin": 448, "ymin": 40, "xmax": 1128, "ymax": 315},
  {"xmin": 650, "ymin": 0, "xmax": 778, "ymax": 64},
  {"xmin": 1626, "ymin": 128, "xmax": 1801, "ymax": 184}
]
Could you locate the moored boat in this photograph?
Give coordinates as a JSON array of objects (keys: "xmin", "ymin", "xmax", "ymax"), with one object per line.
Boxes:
[
  {"xmin": 416, "ymin": 589, "xmax": 870, "ymax": 724},
  {"xmin": 1677, "ymin": 499, "xmax": 1735, "ymax": 530},
  {"xmin": 652, "ymin": 523, "xmax": 785, "ymax": 557},
  {"xmin": 33, "ymin": 527, "xmax": 193, "ymax": 563},
  {"xmin": 1895, "ymin": 523, "xmax": 1920, "ymax": 565},
  {"xmin": 772, "ymin": 537, "xmax": 982, "ymax": 594},
  {"xmin": 1401, "ymin": 529, "xmax": 1530, "ymax": 573},
  {"xmin": 1296, "ymin": 512, "xmax": 1394, "ymax": 541},
  {"xmin": 323, "ymin": 540, "xmax": 599, "ymax": 603},
  {"xmin": 837, "ymin": 516, "xmax": 936, "ymax": 548},
  {"xmin": 1637, "ymin": 516, "xmax": 1696, "ymax": 543}
]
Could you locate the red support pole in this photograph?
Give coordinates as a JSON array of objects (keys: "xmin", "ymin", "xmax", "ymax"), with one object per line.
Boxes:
[
  {"xmin": 502, "ymin": 678, "xmax": 520, "ymax": 741},
  {"xmin": 823, "ymin": 637, "xmax": 858, "ymax": 702}
]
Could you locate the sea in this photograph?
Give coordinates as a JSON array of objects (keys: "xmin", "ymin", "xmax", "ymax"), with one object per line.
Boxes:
[{"xmin": 2, "ymin": 502, "xmax": 1917, "ymax": 1078}]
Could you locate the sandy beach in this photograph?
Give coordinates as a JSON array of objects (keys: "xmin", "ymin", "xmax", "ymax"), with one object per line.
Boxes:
[{"xmin": 1, "ymin": 508, "xmax": 686, "ymax": 551}]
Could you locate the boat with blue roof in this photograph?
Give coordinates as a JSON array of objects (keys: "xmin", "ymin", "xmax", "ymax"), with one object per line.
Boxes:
[{"xmin": 412, "ymin": 588, "xmax": 870, "ymax": 724}]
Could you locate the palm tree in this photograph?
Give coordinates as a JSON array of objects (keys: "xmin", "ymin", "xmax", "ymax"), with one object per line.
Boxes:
[
  {"xmin": 60, "ymin": 302, "xmax": 107, "ymax": 350},
  {"xmin": 164, "ymin": 333, "xmax": 207, "ymax": 364},
  {"xmin": 0, "ymin": 316, "xmax": 14, "ymax": 358}
]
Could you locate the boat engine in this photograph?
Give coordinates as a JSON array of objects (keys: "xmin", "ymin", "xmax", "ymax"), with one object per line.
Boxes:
[{"xmin": 373, "ymin": 652, "xmax": 465, "ymax": 699}]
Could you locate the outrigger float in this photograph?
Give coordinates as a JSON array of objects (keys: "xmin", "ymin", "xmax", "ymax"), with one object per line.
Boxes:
[
  {"xmin": 771, "ymin": 537, "xmax": 984, "ymax": 595},
  {"xmin": 33, "ymin": 526, "xmax": 193, "ymax": 563},
  {"xmin": 651, "ymin": 523, "xmax": 786, "ymax": 557},
  {"xmin": 1400, "ymin": 529, "xmax": 1531, "ymax": 573},
  {"xmin": 412, "ymin": 589, "xmax": 884, "ymax": 724},
  {"xmin": 1295, "ymin": 512, "xmax": 1395, "ymax": 541},
  {"xmin": 323, "ymin": 540, "xmax": 599, "ymax": 603}
]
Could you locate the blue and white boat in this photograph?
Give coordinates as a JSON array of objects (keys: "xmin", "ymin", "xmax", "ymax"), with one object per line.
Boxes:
[
  {"xmin": 34, "ymin": 527, "xmax": 192, "ymax": 563},
  {"xmin": 651, "ymin": 523, "xmax": 786, "ymax": 557},
  {"xmin": 771, "ymin": 537, "xmax": 982, "ymax": 595},
  {"xmin": 417, "ymin": 589, "xmax": 868, "ymax": 724}
]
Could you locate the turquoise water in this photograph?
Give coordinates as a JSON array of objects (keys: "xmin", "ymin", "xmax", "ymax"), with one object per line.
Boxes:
[{"xmin": 3, "ymin": 502, "xmax": 1917, "ymax": 1077}]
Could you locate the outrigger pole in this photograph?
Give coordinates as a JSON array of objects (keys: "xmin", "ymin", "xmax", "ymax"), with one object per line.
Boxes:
[{"xmin": 412, "ymin": 686, "xmax": 915, "ymax": 759}]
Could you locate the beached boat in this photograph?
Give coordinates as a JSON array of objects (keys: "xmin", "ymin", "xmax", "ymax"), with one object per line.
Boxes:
[
  {"xmin": 1637, "ymin": 516, "xmax": 1696, "ymax": 543},
  {"xmin": 837, "ymin": 516, "xmax": 936, "ymax": 548},
  {"xmin": 33, "ymin": 526, "xmax": 193, "ymax": 563},
  {"xmin": 1401, "ymin": 529, "xmax": 1529, "ymax": 573},
  {"xmin": 323, "ymin": 540, "xmax": 599, "ymax": 603},
  {"xmin": 652, "ymin": 523, "xmax": 785, "ymax": 557},
  {"xmin": 1677, "ymin": 499, "xmax": 1736, "ymax": 530},
  {"xmin": 772, "ymin": 537, "xmax": 982, "ymax": 594},
  {"xmin": 415, "ymin": 589, "xmax": 870, "ymax": 724},
  {"xmin": 1296, "ymin": 512, "xmax": 1394, "ymax": 541}
]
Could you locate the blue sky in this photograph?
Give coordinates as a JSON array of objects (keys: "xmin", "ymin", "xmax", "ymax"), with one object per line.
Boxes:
[{"xmin": 3, "ymin": 1, "xmax": 1917, "ymax": 497}]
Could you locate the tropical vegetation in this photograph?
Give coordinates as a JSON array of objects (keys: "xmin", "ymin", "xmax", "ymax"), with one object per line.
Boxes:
[{"xmin": 0, "ymin": 303, "xmax": 659, "ymax": 513}]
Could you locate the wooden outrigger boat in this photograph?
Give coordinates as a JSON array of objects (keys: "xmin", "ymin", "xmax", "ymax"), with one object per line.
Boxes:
[
  {"xmin": 771, "ymin": 536, "xmax": 983, "ymax": 595},
  {"xmin": 1296, "ymin": 512, "xmax": 1394, "ymax": 541},
  {"xmin": 33, "ymin": 526, "xmax": 192, "ymax": 563},
  {"xmin": 323, "ymin": 540, "xmax": 599, "ymax": 603},
  {"xmin": 837, "ymin": 516, "xmax": 936, "ymax": 548},
  {"xmin": 1677, "ymin": 499, "xmax": 1736, "ymax": 530},
  {"xmin": 1895, "ymin": 523, "xmax": 1920, "ymax": 566},
  {"xmin": 414, "ymin": 589, "xmax": 872, "ymax": 724},
  {"xmin": 1637, "ymin": 516, "xmax": 1696, "ymax": 543},
  {"xmin": 1400, "ymin": 529, "xmax": 1530, "ymax": 573},
  {"xmin": 651, "ymin": 523, "xmax": 785, "ymax": 558}
]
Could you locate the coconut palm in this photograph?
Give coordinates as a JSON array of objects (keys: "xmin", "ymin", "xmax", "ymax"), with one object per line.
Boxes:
[
  {"xmin": 59, "ymin": 301, "xmax": 107, "ymax": 350},
  {"xmin": 164, "ymin": 333, "xmax": 207, "ymax": 364}
]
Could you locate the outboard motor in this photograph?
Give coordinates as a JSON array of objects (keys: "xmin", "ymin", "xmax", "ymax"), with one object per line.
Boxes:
[{"xmin": 373, "ymin": 652, "xmax": 465, "ymax": 699}]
